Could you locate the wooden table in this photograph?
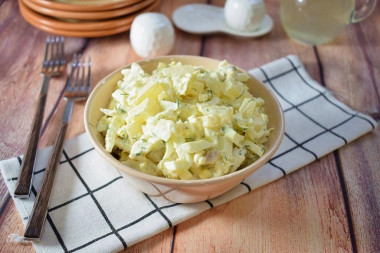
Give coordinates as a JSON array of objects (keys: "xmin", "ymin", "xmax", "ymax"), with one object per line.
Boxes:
[{"xmin": 1, "ymin": 0, "xmax": 379, "ymax": 252}]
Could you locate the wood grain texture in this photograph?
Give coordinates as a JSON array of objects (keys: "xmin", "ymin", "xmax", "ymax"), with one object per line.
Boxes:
[
  {"xmin": 123, "ymin": 227, "xmax": 175, "ymax": 253},
  {"xmin": 0, "ymin": 0, "xmax": 379, "ymax": 252},
  {"xmin": 14, "ymin": 91, "xmax": 47, "ymax": 197},
  {"xmin": 0, "ymin": 179, "xmax": 34, "ymax": 253},
  {"xmin": 174, "ymin": 155, "xmax": 352, "ymax": 252},
  {"xmin": 0, "ymin": 1, "xmax": 46, "ymax": 160},
  {"xmin": 0, "ymin": 0, "xmax": 78, "ymax": 160},
  {"xmin": 0, "ymin": 174, "xmax": 11, "ymax": 219},
  {"xmin": 338, "ymin": 127, "xmax": 380, "ymax": 253},
  {"xmin": 24, "ymin": 122, "xmax": 68, "ymax": 239},
  {"xmin": 316, "ymin": 4, "xmax": 380, "ymax": 253}
]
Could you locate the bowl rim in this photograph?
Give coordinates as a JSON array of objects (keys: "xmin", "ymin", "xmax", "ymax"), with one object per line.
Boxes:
[{"xmin": 84, "ymin": 55, "xmax": 285, "ymax": 186}]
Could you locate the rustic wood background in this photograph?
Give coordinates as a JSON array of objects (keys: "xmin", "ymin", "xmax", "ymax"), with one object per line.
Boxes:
[{"xmin": 0, "ymin": 0, "xmax": 379, "ymax": 252}]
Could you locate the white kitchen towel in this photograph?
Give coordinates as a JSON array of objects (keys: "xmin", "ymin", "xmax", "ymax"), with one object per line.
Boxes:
[{"xmin": 1, "ymin": 55, "xmax": 377, "ymax": 253}]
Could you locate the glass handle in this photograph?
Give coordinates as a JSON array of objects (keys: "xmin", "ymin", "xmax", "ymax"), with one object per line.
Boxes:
[{"xmin": 350, "ymin": 0, "xmax": 377, "ymax": 23}]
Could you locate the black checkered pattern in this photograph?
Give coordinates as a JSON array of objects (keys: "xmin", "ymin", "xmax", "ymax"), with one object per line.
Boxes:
[
  {"xmin": 12, "ymin": 146, "xmax": 186, "ymax": 252},
  {"xmin": 1, "ymin": 55, "xmax": 376, "ymax": 253}
]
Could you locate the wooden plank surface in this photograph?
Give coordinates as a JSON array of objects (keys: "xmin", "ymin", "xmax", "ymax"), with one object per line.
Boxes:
[
  {"xmin": 173, "ymin": 155, "xmax": 352, "ymax": 252},
  {"xmin": 339, "ymin": 129, "xmax": 380, "ymax": 253},
  {"xmin": 316, "ymin": 4, "xmax": 380, "ymax": 252},
  {"xmin": 0, "ymin": 0, "xmax": 379, "ymax": 252},
  {"xmin": 315, "ymin": 4, "xmax": 380, "ymax": 117}
]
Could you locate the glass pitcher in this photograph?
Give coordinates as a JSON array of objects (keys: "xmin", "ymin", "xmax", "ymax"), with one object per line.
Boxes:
[{"xmin": 280, "ymin": 0, "xmax": 377, "ymax": 45}]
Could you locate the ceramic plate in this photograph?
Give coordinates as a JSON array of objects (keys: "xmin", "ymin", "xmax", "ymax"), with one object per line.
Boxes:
[
  {"xmin": 173, "ymin": 4, "xmax": 273, "ymax": 38},
  {"xmin": 19, "ymin": 0, "xmax": 160, "ymax": 37},
  {"xmin": 27, "ymin": 0, "xmax": 144, "ymax": 11},
  {"xmin": 23, "ymin": 0, "xmax": 155, "ymax": 20}
]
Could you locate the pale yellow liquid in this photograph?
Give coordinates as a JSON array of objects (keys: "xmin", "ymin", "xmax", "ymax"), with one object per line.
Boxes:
[{"xmin": 280, "ymin": 0, "xmax": 355, "ymax": 45}]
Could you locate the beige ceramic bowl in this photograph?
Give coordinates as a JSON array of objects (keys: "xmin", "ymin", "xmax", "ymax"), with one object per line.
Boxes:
[{"xmin": 84, "ymin": 55, "xmax": 284, "ymax": 203}]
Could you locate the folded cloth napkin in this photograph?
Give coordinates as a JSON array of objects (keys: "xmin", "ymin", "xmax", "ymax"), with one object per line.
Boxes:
[{"xmin": 1, "ymin": 55, "xmax": 376, "ymax": 253}]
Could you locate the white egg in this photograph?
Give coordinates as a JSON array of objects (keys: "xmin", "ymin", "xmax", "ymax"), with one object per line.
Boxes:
[
  {"xmin": 224, "ymin": 0, "xmax": 266, "ymax": 32},
  {"xmin": 130, "ymin": 13, "xmax": 175, "ymax": 58}
]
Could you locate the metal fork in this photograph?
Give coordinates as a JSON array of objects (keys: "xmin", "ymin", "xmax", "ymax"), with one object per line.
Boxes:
[
  {"xmin": 23, "ymin": 55, "xmax": 91, "ymax": 240},
  {"xmin": 14, "ymin": 36, "xmax": 66, "ymax": 198}
]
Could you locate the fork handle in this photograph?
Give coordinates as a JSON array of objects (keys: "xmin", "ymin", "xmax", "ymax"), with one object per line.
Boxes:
[
  {"xmin": 24, "ymin": 121, "xmax": 68, "ymax": 240},
  {"xmin": 14, "ymin": 76, "xmax": 51, "ymax": 197}
]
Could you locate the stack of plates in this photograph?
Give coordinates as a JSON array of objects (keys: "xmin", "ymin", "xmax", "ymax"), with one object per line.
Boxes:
[{"xmin": 19, "ymin": 0, "xmax": 161, "ymax": 37}]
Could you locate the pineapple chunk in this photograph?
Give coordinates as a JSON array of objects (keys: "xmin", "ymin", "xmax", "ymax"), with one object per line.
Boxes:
[
  {"xmin": 112, "ymin": 89, "xmax": 128, "ymax": 105},
  {"xmin": 153, "ymin": 119, "xmax": 175, "ymax": 142},
  {"xmin": 186, "ymin": 81, "xmax": 204, "ymax": 96},
  {"xmin": 105, "ymin": 117, "xmax": 124, "ymax": 152},
  {"xmin": 159, "ymin": 100, "xmax": 178, "ymax": 111},
  {"xmin": 222, "ymin": 125, "xmax": 244, "ymax": 147},
  {"xmin": 135, "ymin": 81, "xmax": 167, "ymax": 105},
  {"xmin": 127, "ymin": 98, "xmax": 159, "ymax": 123},
  {"xmin": 218, "ymin": 135, "xmax": 233, "ymax": 158},
  {"xmin": 200, "ymin": 114, "xmax": 220, "ymax": 129},
  {"xmin": 97, "ymin": 115, "xmax": 108, "ymax": 132},
  {"xmin": 239, "ymin": 97, "xmax": 265, "ymax": 118},
  {"xmin": 114, "ymin": 138, "xmax": 131, "ymax": 152},
  {"xmin": 223, "ymin": 80, "xmax": 244, "ymax": 99},
  {"xmin": 180, "ymin": 140, "xmax": 214, "ymax": 153},
  {"xmin": 204, "ymin": 128, "xmax": 219, "ymax": 145},
  {"xmin": 125, "ymin": 121, "xmax": 142, "ymax": 143},
  {"xmin": 130, "ymin": 137, "xmax": 164, "ymax": 158},
  {"xmin": 163, "ymin": 159, "xmax": 193, "ymax": 179},
  {"xmin": 139, "ymin": 159, "xmax": 160, "ymax": 176},
  {"xmin": 243, "ymin": 140, "xmax": 264, "ymax": 157},
  {"xmin": 229, "ymin": 147, "xmax": 247, "ymax": 173},
  {"xmin": 198, "ymin": 169, "xmax": 212, "ymax": 179}
]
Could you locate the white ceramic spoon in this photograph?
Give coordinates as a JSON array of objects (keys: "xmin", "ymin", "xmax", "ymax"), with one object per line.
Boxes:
[{"xmin": 172, "ymin": 4, "xmax": 273, "ymax": 38}]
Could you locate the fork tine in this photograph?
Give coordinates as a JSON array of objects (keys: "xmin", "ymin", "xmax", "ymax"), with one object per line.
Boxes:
[
  {"xmin": 60, "ymin": 37, "xmax": 65, "ymax": 67},
  {"xmin": 55, "ymin": 36, "xmax": 65, "ymax": 71},
  {"xmin": 49, "ymin": 36, "xmax": 55, "ymax": 70},
  {"xmin": 73, "ymin": 55, "xmax": 82, "ymax": 92},
  {"xmin": 42, "ymin": 37, "xmax": 50, "ymax": 72},
  {"xmin": 41, "ymin": 36, "xmax": 66, "ymax": 76},
  {"xmin": 66, "ymin": 54, "xmax": 78, "ymax": 92},
  {"xmin": 80, "ymin": 58, "xmax": 86, "ymax": 92},
  {"xmin": 55, "ymin": 36, "xmax": 60, "ymax": 70},
  {"xmin": 79, "ymin": 58, "xmax": 86, "ymax": 91},
  {"xmin": 47, "ymin": 36, "xmax": 63, "ymax": 75},
  {"xmin": 86, "ymin": 57, "xmax": 92, "ymax": 93},
  {"xmin": 64, "ymin": 54, "xmax": 91, "ymax": 99}
]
